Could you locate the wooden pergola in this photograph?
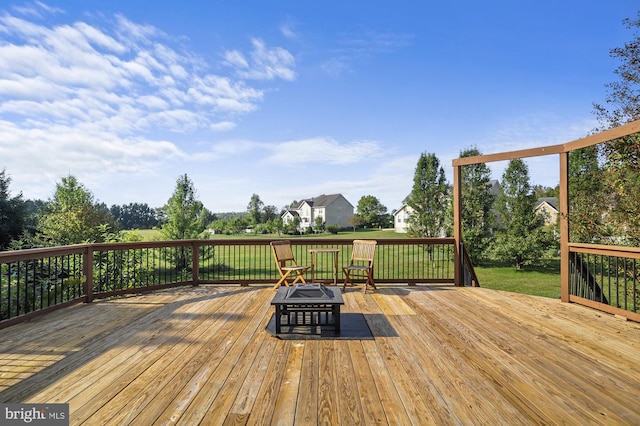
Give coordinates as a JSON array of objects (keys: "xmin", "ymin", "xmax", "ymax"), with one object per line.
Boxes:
[{"xmin": 452, "ymin": 119, "xmax": 640, "ymax": 311}]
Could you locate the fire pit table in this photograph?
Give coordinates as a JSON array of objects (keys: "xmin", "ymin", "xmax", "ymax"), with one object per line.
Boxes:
[{"xmin": 270, "ymin": 284, "xmax": 344, "ymax": 334}]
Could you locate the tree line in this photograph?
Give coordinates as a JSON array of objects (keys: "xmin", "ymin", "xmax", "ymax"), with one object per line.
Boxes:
[{"xmin": 0, "ymin": 170, "xmax": 395, "ymax": 250}]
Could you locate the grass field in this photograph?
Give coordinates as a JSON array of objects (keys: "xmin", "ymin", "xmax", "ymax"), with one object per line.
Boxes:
[
  {"xmin": 126, "ymin": 228, "xmax": 401, "ymax": 241},
  {"xmin": 475, "ymin": 259, "xmax": 561, "ymax": 299},
  {"xmin": 124, "ymin": 228, "xmax": 561, "ymax": 298}
]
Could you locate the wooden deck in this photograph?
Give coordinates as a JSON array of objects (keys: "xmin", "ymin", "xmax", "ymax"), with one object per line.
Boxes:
[{"xmin": 1, "ymin": 285, "xmax": 639, "ymax": 425}]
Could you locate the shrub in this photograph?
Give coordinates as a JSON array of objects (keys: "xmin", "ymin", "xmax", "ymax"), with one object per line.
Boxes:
[{"xmin": 326, "ymin": 224, "xmax": 341, "ymax": 234}]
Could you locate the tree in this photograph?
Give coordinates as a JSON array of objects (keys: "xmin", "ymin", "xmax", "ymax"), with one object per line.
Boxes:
[
  {"xmin": 313, "ymin": 215, "xmax": 325, "ymax": 233},
  {"xmin": 354, "ymin": 195, "xmax": 388, "ymax": 228},
  {"xmin": 593, "ymin": 11, "xmax": 640, "ymax": 129},
  {"xmin": 246, "ymin": 194, "xmax": 264, "ymax": 226},
  {"xmin": 0, "ymin": 169, "xmax": 26, "ymax": 250},
  {"xmin": 533, "ymin": 185, "xmax": 559, "ymax": 199},
  {"xmin": 162, "ymin": 174, "xmax": 208, "ymax": 270},
  {"xmin": 592, "ymin": 11, "xmax": 640, "ymax": 245},
  {"xmin": 162, "ymin": 174, "xmax": 207, "ymax": 240},
  {"xmin": 492, "ymin": 159, "xmax": 548, "ymax": 269},
  {"xmin": 407, "ymin": 152, "xmax": 449, "ymax": 237},
  {"xmin": 262, "ymin": 205, "xmax": 279, "ymax": 223},
  {"xmin": 458, "ymin": 148, "xmax": 496, "ymax": 264},
  {"xmin": 111, "ymin": 203, "xmax": 160, "ymax": 230},
  {"xmin": 569, "ymin": 146, "xmax": 607, "ymax": 243},
  {"xmin": 38, "ymin": 175, "xmax": 118, "ymax": 246}
]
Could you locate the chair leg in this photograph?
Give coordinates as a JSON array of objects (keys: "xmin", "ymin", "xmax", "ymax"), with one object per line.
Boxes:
[
  {"xmin": 292, "ymin": 272, "xmax": 306, "ymax": 285},
  {"xmin": 342, "ymin": 269, "xmax": 352, "ymax": 292},
  {"xmin": 273, "ymin": 271, "xmax": 292, "ymax": 289},
  {"xmin": 363, "ymin": 270, "xmax": 376, "ymax": 293}
]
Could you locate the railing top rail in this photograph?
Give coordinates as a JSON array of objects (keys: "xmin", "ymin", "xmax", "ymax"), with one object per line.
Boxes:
[
  {"xmin": 86, "ymin": 237, "xmax": 457, "ymax": 251},
  {"xmin": 0, "ymin": 244, "xmax": 89, "ymax": 262},
  {"xmin": 1, "ymin": 237, "xmax": 457, "ymax": 261},
  {"xmin": 569, "ymin": 243, "xmax": 640, "ymax": 254}
]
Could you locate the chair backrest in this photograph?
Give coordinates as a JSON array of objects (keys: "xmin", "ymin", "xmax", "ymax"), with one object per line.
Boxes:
[
  {"xmin": 349, "ymin": 240, "xmax": 377, "ymax": 266},
  {"xmin": 271, "ymin": 240, "xmax": 296, "ymax": 265}
]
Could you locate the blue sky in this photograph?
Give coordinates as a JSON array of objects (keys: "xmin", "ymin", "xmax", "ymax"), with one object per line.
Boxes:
[{"xmin": 0, "ymin": 1, "xmax": 637, "ymax": 213}]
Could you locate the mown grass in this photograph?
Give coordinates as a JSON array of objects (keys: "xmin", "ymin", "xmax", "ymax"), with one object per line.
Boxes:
[
  {"xmin": 125, "ymin": 228, "xmax": 561, "ymax": 298},
  {"xmin": 127, "ymin": 228, "xmax": 402, "ymax": 241},
  {"xmin": 475, "ymin": 258, "xmax": 561, "ymax": 299}
]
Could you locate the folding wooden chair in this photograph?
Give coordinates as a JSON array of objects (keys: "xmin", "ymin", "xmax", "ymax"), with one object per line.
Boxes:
[
  {"xmin": 342, "ymin": 240, "xmax": 377, "ymax": 293},
  {"xmin": 270, "ymin": 240, "xmax": 310, "ymax": 289}
]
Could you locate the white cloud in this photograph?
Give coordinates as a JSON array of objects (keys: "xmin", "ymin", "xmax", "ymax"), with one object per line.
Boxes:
[
  {"xmin": 210, "ymin": 121, "xmax": 236, "ymax": 132},
  {"xmin": 224, "ymin": 38, "xmax": 296, "ymax": 81},
  {"xmin": 0, "ymin": 6, "xmax": 298, "ymax": 204},
  {"xmin": 263, "ymin": 137, "xmax": 383, "ymax": 166}
]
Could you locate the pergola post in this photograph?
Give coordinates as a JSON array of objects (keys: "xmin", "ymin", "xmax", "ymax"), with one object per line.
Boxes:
[
  {"xmin": 453, "ymin": 164, "xmax": 462, "ymax": 286},
  {"xmin": 559, "ymin": 152, "xmax": 570, "ymax": 302}
]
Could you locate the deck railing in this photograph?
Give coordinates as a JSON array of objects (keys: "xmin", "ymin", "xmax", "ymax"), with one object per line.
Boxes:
[
  {"xmin": 569, "ymin": 243, "xmax": 640, "ymax": 322},
  {"xmin": 4, "ymin": 238, "xmax": 640, "ymax": 327},
  {"xmin": 0, "ymin": 238, "xmax": 455, "ymax": 328}
]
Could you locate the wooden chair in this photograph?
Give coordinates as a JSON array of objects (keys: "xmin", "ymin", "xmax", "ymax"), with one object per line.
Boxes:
[
  {"xmin": 342, "ymin": 240, "xmax": 377, "ymax": 293},
  {"xmin": 270, "ymin": 240, "xmax": 310, "ymax": 289}
]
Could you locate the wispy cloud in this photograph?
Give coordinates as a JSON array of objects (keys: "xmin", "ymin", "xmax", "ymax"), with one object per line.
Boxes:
[
  {"xmin": 263, "ymin": 137, "xmax": 384, "ymax": 166},
  {"xmin": 322, "ymin": 30, "xmax": 413, "ymax": 76},
  {"xmin": 279, "ymin": 20, "xmax": 299, "ymax": 40},
  {"xmin": 224, "ymin": 38, "xmax": 296, "ymax": 81}
]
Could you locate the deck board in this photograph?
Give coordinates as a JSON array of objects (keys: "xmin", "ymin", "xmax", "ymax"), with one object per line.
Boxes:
[{"xmin": 1, "ymin": 285, "xmax": 639, "ymax": 425}]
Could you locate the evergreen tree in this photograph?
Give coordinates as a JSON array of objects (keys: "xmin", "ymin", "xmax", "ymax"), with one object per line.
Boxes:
[
  {"xmin": 407, "ymin": 152, "xmax": 448, "ymax": 237},
  {"xmin": 492, "ymin": 159, "xmax": 548, "ymax": 269},
  {"xmin": 459, "ymin": 148, "xmax": 496, "ymax": 263},
  {"xmin": 0, "ymin": 169, "xmax": 26, "ymax": 250},
  {"xmin": 162, "ymin": 174, "xmax": 207, "ymax": 241},
  {"xmin": 162, "ymin": 174, "xmax": 207, "ymax": 270},
  {"xmin": 246, "ymin": 194, "xmax": 264, "ymax": 226}
]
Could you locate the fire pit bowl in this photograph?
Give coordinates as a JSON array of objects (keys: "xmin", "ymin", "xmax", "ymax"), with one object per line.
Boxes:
[{"xmin": 285, "ymin": 283, "xmax": 334, "ymax": 299}]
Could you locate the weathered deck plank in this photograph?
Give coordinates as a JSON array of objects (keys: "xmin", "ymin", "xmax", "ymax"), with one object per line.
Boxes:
[{"xmin": 1, "ymin": 285, "xmax": 639, "ymax": 425}]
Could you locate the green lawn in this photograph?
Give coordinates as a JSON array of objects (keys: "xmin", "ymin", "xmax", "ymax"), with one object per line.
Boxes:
[
  {"xmin": 475, "ymin": 258, "xmax": 561, "ymax": 299},
  {"xmin": 124, "ymin": 228, "xmax": 561, "ymax": 298},
  {"xmin": 126, "ymin": 228, "xmax": 403, "ymax": 241}
]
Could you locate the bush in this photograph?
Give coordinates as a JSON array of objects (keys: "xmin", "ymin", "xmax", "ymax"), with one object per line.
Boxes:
[{"xmin": 326, "ymin": 224, "xmax": 341, "ymax": 234}]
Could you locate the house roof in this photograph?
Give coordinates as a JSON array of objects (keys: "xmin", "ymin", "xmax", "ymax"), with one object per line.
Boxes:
[
  {"xmin": 536, "ymin": 197, "xmax": 559, "ymax": 212},
  {"xmin": 283, "ymin": 209, "xmax": 299, "ymax": 217},
  {"xmin": 294, "ymin": 194, "xmax": 352, "ymax": 209}
]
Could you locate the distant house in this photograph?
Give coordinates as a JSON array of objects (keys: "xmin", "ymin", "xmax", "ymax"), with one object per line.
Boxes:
[
  {"xmin": 282, "ymin": 194, "xmax": 354, "ymax": 231},
  {"xmin": 393, "ymin": 200, "xmax": 413, "ymax": 233},
  {"xmin": 535, "ymin": 197, "xmax": 559, "ymax": 225}
]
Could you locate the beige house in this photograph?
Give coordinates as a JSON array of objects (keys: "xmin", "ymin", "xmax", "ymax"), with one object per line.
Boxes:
[
  {"xmin": 535, "ymin": 197, "xmax": 559, "ymax": 225},
  {"xmin": 282, "ymin": 194, "xmax": 354, "ymax": 231}
]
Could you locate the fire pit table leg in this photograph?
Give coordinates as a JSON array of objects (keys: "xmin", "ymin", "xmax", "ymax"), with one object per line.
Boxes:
[
  {"xmin": 275, "ymin": 305, "xmax": 283, "ymax": 334},
  {"xmin": 333, "ymin": 304, "xmax": 341, "ymax": 334}
]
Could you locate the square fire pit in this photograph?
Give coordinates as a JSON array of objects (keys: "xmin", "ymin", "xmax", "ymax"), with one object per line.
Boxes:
[{"xmin": 270, "ymin": 284, "xmax": 344, "ymax": 334}]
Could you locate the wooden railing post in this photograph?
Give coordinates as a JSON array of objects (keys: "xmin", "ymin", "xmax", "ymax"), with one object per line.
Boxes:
[{"xmin": 83, "ymin": 244, "xmax": 94, "ymax": 303}]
